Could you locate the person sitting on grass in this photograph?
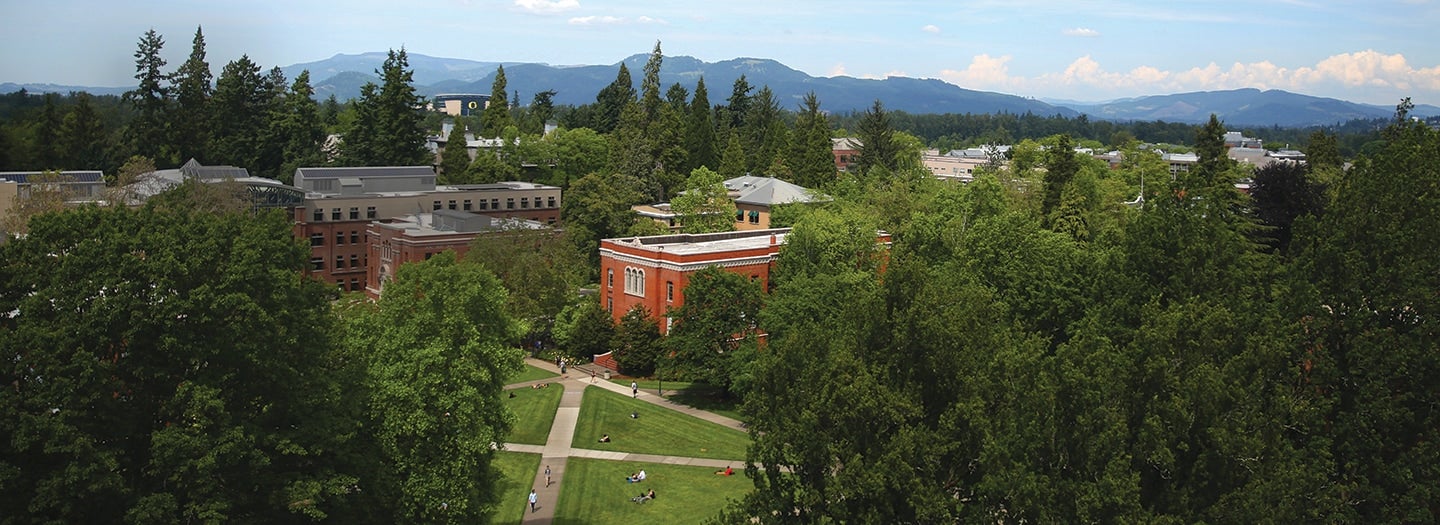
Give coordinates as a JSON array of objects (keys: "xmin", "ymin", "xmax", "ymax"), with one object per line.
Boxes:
[
  {"xmin": 715, "ymin": 465, "xmax": 733, "ymax": 476},
  {"xmin": 598, "ymin": 434, "xmax": 610, "ymax": 443},
  {"xmin": 626, "ymin": 469, "xmax": 647, "ymax": 483}
]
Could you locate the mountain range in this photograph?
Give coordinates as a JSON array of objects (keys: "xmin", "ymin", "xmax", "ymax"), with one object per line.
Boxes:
[{"xmin": 6, "ymin": 52, "xmax": 1438, "ymax": 128}]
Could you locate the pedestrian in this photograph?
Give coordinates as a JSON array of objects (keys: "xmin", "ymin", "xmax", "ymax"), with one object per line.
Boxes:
[
  {"xmin": 631, "ymin": 381, "xmax": 638, "ymax": 398},
  {"xmin": 528, "ymin": 489, "xmax": 538, "ymax": 513},
  {"xmin": 545, "ymin": 465, "xmax": 552, "ymax": 487},
  {"xmin": 590, "ymin": 369, "xmax": 597, "ymax": 383}
]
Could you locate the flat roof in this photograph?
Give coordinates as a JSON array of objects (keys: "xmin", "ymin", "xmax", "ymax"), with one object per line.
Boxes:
[{"xmin": 604, "ymin": 228, "xmax": 790, "ymax": 256}]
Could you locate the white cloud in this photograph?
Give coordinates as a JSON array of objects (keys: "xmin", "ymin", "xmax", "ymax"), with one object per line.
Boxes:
[
  {"xmin": 567, "ymin": 14, "xmax": 665, "ymax": 25},
  {"xmin": 922, "ymin": 24, "xmax": 941, "ymax": 33},
  {"xmin": 514, "ymin": 0, "xmax": 579, "ymax": 14},
  {"xmin": 1062, "ymin": 27, "xmax": 1100, "ymax": 37},
  {"xmin": 829, "ymin": 63, "xmax": 848, "ymax": 77},
  {"xmin": 568, "ymin": 15, "xmax": 622, "ymax": 25},
  {"xmin": 938, "ymin": 50, "xmax": 1440, "ymax": 102}
]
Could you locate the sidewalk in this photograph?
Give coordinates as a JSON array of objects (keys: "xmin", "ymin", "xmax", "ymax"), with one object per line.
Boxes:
[{"xmin": 533, "ymin": 357, "xmax": 749, "ymax": 434}]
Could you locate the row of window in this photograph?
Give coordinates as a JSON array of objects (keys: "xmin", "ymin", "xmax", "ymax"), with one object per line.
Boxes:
[
  {"xmin": 430, "ymin": 196, "xmax": 558, "ymax": 212},
  {"xmin": 605, "ymin": 267, "xmax": 677, "ymax": 302},
  {"xmin": 310, "ymin": 255, "xmax": 366, "ymax": 271},
  {"xmin": 734, "ymin": 209, "xmax": 761, "ymax": 224},
  {"xmin": 313, "ymin": 206, "xmax": 377, "ymax": 222},
  {"xmin": 336, "ymin": 278, "xmax": 362, "ymax": 292},
  {"xmin": 310, "ymin": 231, "xmax": 362, "ymax": 247}
]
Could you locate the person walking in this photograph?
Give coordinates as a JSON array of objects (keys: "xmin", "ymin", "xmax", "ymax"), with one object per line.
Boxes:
[
  {"xmin": 590, "ymin": 369, "xmax": 597, "ymax": 383},
  {"xmin": 544, "ymin": 465, "xmax": 552, "ymax": 487},
  {"xmin": 528, "ymin": 489, "xmax": 538, "ymax": 513},
  {"xmin": 631, "ymin": 381, "xmax": 638, "ymax": 398}
]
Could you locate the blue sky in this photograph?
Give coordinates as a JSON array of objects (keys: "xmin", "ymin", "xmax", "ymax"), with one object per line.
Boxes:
[{"xmin": 5, "ymin": 0, "xmax": 1438, "ymax": 105}]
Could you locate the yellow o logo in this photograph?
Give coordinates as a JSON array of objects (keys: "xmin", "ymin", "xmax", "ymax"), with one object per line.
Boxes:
[{"xmin": 468, "ymin": 101, "xmax": 479, "ymax": 109}]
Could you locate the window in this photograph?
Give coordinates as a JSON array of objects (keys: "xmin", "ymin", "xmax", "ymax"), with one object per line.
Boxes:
[
  {"xmin": 313, "ymin": 208, "xmax": 324, "ymax": 222},
  {"xmin": 735, "ymin": 210, "xmax": 744, "ymax": 222},
  {"xmin": 607, "ymin": 269, "xmax": 614, "ymax": 288},
  {"xmin": 349, "ymin": 207, "xmax": 359, "ymax": 220},
  {"xmin": 666, "ymin": 281, "xmax": 674, "ymax": 302},
  {"xmin": 337, "ymin": 280, "xmax": 345, "ymax": 290},
  {"xmin": 748, "ymin": 210, "xmax": 760, "ymax": 224},
  {"xmin": 310, "ymin": 234, "xmax": 324, "ymax": 247},
  {"xmin": 491, "ymin": 198, "xmax": 499, "ymax": 209},
  {"xmin": 479, "ymin": 200, "xmax": 489, "ymax": 210},
  {"xmin": 607, "ymin": 298, "xmax": 613, "ymax": 312},
  {"xmin": 351, "ymin": 231, "xmax": 359, "ymax": 244},
  {"xmin": 433, "ymin": 200, "xmax": 442, "ymax": 211},
  {"xmin": 350, "ymin": 278, "xmax": 360, "ymax": 291},
  {"xmin": 506, "ymin": 198, "xmax": 514, "ymax": 209},
  {"xmin": 624, "ymin": 267, "xmax": 645, "ymax": 297},
  {"xmin": 424, "ymin": 252, "xmax": 434, "ymax": 260},
  {"xmin": 448, "ymin": 200, "xmax": 457, "ymax": 210},
  {"xmin": 332, "ymin": 208, "xmax": 341, "ymax": 221},
  {"xmin": 521, "ymin": 197, "xmax": 529, "ymax": 209},
  {"xmin": 335, "ymin": 256, "xmax": 345, "ymax": 269},
  {"xmin": 350, "ymin": 254, "xmax": 359, "ymax": 268},
  {"xmin": 333, "ymin": 232, "xmax": 344, "ymax": 245},
  {"xmin": 311, "ymin": 257, "xmax": 324, "ymax": 271},
  {"xmin": 463, "ymin": 199, "xmax": 472, "ymax": 211},
  {"xmin": 547, "ymin": 196, "xmax": 556, "ymax": 208},
  {"xmin": 366, "ymin": 206, "xmax": 377, "ymax": 219},
  {"xmin": 666, "ymin": 317, "xmax": 673, "ymax": 332}
]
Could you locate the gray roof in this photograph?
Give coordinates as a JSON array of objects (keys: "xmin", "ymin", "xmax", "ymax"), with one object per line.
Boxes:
[
  {"xmin": 178, "ymin": 158, "xmax": 249, "ymax": 180},
  {"xmin": 295, "ymin": 166, "xmax": 435, "ymax": 179},
  {"xmin": 723, "ymin": 175, "xmax": 824, "ymax": 206}
]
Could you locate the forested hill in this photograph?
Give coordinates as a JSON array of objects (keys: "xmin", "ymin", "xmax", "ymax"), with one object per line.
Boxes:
[
  {"xmin": 1060, "ymin": 87, "xmax": 1440, "ymax": 127},
  {"xmin": 293, "ymin": 52, "xmax": 1078, "ymax": 117}
]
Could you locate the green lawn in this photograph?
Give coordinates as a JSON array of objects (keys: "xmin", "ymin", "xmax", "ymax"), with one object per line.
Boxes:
[
  {"xmin": 612, "ymin": 378, "xmax": 744, "ymax": 422},
  {"xmin": 508, "ymin": 364, "xmax": 559, "ymax": 385},
  {"xmin": 489, "ymin": 451, "xmax": 541, "ymax": 525},
  {"xmin": 552, "ymin": 457, "xmax": 750, "ymax": 525},
  {"xmin": 574, "ymin": 387, "xmax": 749, "ymax": 460},
  {"xmin": 504, "ymin": 384, "xmax": 563, "ymax": 445}
]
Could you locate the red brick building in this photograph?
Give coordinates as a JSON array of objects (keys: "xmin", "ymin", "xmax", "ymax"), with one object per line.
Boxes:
[
  {"xmin": 365, "ymin": 210, "xmax": 548, "ymax": 298},
  {"xmin": 598, "ymin": 229, "xmax": 790, "ymax": 334}
]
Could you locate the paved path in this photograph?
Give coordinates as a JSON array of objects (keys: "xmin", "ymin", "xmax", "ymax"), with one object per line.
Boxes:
[{"xmin": 510, "ymin": 357, "xmax": 748, "ymax": 524}]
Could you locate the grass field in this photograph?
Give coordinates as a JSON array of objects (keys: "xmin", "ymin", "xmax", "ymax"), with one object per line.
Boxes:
[
  {"xmin": 552, "ymin": 457, "xmax": 750, "ymax": 525},
  {"xmin": 573, "ymin": 388, "xmax": 749, "ymax": 460},
  {"xmin": 490, "ymin": 451, "xmax": 541, "ymax": 525},
  {"xmin": 508, "ymin": 364, "xmax": 559, "ymax": 385},
  {"xmin": 504, "ymin": 383, "xmax": 563, "ymax": 445},
  {"xmin": 612, "ymin": 379, "xmax": 744, "ymax": 422}
]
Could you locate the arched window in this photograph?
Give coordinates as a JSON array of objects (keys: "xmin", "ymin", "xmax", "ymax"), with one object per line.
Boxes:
[{"xmin": 624, "ymin": 267, "xmax": 645, "ymax": 297}]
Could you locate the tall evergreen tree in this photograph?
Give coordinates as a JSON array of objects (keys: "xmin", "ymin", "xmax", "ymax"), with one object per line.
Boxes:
[
  {"xmin": 481, "ymin": 65, "xmax": 512, "ymax": 137},
  {"xmin": 592, "ymin": 63, "xmax": 635, "ymax": 134},
  {"xmin": 743, "ymin": 86, "xmax": 786, "ymax": 174},
  {"xmin": 271, "ymin": 71, "xmax": 326, "ymax": 184},
  {"xmin": 34, "ymin": 94, "xmax": 64, "ymax": 169},
  {"xmin": 639, "ymin": 41, "xmax": 664, "ymax": 123},
  {"xmin": 854, "ymin": 99, "xmax": 897, "ymax": 175},
  {"xmin": 439, "ymin": 120, "xmax": 470, "ymax": 182},
  {"xmin": 124, "ymin": 29, "xmax": 171, "ymax": 164},
  {"xmin": 523, "ymin": 90, "xmax": 556, "ymax": 135},
  {"xmin": 684, "ymin": 77, "xmax": 718, "ymax": 172},
  {"xmin": 61, "ymin": 93, "xmax": 107, "ymax": 170},
  {"xmin": 208, "ymin": 55, "xmax": 268, "ymax": 171},
  {"xmin": 718, "ymin": 133, "xmax": 746, "ymax": 179},
  {"xmin": 340, "ymin": 49, "xmax": 428, "ymax": 166},
  {"xmin": 1041, "ymin": 134, "xmax": 1080, "ymax": 225},
  {"xmin": 725, "ymin": 75, "xmax": 753, "ymax": 131},
  {"xmin": 170, "ymin": 26, "xmax": 212, "ymax": 163},
  {"xmin": 790, "ymin": 92, "xmax": 836, "ymax": 189}
]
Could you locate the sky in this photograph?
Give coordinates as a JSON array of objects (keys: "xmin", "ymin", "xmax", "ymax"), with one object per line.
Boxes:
[{"xmin": 4, "ymin": 0, "xmax": 1439, "ymax": 106}]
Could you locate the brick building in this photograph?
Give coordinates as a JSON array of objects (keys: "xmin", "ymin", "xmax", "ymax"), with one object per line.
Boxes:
[
  {"xmin": 291, "ymin": 165, "xmax": 560, "ymax": 292},
  {"xmin": 598, "ymin": 229, "xmax": 791, "ymax": 334},
  {"xmin": 365, "ymin": 210, "xmax": 547, "ymax": 298}
]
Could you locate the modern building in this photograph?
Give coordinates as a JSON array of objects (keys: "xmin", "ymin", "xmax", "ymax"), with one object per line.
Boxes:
[
  {"xmin": 126, "ymin": 158, "xmax": 304, "ymax": 208},
  {"xmin": 599, "ymin": 228, "xmax": 791, "ymax": 334},
  {"xmin": 921, "ymin": 153, "xmax": 989, "ymax": 183},
  {"xmin": 292, "ymin": 165, "xmax": 561, "ymax": 291},
  {"xmin": 0, "ymin": 170, "xmax": 107, "ymax": 211},
  {"xmin": 431, "ymin": 94, "xmax": 490, "ymax": 116},
  {"xmin": 365, "ymin": 209, "xmax": 547, "ymax": 298}
]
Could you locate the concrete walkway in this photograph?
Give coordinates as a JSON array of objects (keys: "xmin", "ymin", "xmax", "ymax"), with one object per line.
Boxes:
[{"xmin": 508, "ymin": 357, "xmax": 750, "ymax": 524}]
